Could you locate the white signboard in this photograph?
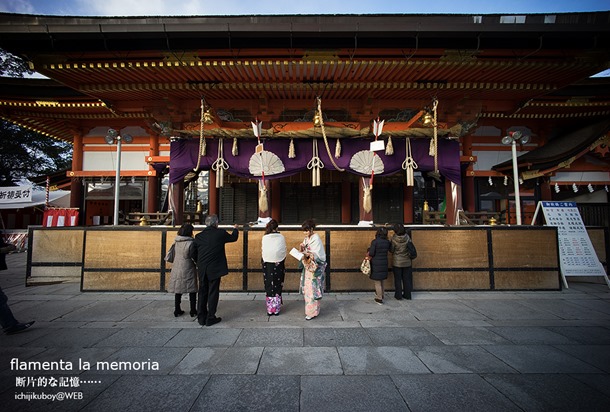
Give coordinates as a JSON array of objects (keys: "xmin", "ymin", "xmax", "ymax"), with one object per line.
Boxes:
[
  {"xmin": 0, "ymin": 186, "xmax": 33, "ymax": 204},
  {"xmin": 533, "ymin": 201, "xmax": 609, "ymax": 288}
]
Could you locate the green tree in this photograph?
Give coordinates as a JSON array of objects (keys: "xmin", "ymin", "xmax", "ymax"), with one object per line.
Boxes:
[
  {"xmin": 0, "ymin": 49, "xmax": 71, "ymax": 186},
  {"xmin": 0, "ymin": 120, "xmax": 72, "ymax": 186},
  {"xmin": 0, "ymin": 48, "xmax": 33, "ymax": 77}
]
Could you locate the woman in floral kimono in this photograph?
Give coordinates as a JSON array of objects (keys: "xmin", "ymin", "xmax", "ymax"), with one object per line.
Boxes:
[{"xmin": 299, "ymin": 219, "xmax": 327, "ymax": 320}]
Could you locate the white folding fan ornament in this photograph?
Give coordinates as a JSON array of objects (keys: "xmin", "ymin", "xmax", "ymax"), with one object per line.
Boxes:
[
  {"xmin": 349, "ymin": 150, "xmax": 385, "ymax": 176},
  {"xmin": 248, "ymin": 151, "xmax": 286, "ymax": 177}
]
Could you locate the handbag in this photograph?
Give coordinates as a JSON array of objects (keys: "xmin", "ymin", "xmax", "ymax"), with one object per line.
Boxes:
[
  {"xmin": 360, "ymin": 257, "xmax": 371, "ymax": 275},
  {"xmin": 406, "ymin": 240, "xmax": 417, "ymax": 259},
  {"xmin": 164, "ymin": 243, "xmax": 176, "ymax": 263}
]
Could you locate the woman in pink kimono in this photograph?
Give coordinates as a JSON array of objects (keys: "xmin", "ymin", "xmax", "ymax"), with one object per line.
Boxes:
[{"xmin": 299, "ymin": 219, "xmax": 326, "ymax": 320}]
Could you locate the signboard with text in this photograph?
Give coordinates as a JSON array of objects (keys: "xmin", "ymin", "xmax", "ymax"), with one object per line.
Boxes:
[
  {"xmin": 0, "ymin": 186, "xmax": 32, "ymax": 204},
  {"xmin": 533, "ymin": 201, "xmax": 609, "ymax": 288}
]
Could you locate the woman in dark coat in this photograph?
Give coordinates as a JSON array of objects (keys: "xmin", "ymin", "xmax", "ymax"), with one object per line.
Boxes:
[{"xmin": 367, "ymin": 227, "xmax": 391, "ymax": 304}]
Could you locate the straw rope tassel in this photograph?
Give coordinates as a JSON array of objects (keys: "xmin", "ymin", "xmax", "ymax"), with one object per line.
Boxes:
[
  {"xmin": 232, "ymin": 137, "xmax": 238, "ymax": 156},
  {"xmin": 288, "ymin": 138, "xmax": 296, "ymax": 158},
  {"xmin": 402, "ymin": 138, "xmax": 418, "ymax": 186},
  {"xmin": 307, "ymin": 139, "xmax": 324, "ymax": 187},
  {"xmin": 335, "ymin": 138, "xmax": 341, "ymax": 158},
  {"xmin": 211, "ymin": 138, "xmax": 229, "ymax": 188},
  {"xmin": 385, "ymin": 135, "xmax": 394, "ymax": 155}
]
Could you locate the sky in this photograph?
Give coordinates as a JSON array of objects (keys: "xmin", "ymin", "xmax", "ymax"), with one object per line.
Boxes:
[{"xmin": 0, "ymin": 0, "xmax": 609, "ymax": 16}]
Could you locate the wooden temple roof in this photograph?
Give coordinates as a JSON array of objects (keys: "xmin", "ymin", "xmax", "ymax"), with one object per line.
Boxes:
[{"xmin": 0, "ymin": 12, "xmax": 609, "ymax": 145}]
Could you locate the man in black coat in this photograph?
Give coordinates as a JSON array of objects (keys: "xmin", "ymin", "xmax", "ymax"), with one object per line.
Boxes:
[
  {"xmin": 1, "ymin": 237, "xmax": 35, "ymax": 335},
  {"xmin": 192, "ymin": 215, "xmax": 239, "ymax": 326}
]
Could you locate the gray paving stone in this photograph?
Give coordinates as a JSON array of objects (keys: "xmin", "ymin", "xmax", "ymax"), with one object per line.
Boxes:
[
  {"xmin": 93, "ymin": 328, "xmax": 178, "ymax": 347},
  {"xmin": 301, "ymin": 375, "xmax": 408, "ymax": 412},
  {"xmin": 366, "ymin": 326, "xmax": 445, "ymax": 346},
  {"xmin": 570, "ymin": 373, "xmax": 610, "ymax": 399},
  {"xmin": 171, "ymin": 347, "xmax": 263, "ymax": 375},
  {"xmin": 483, "ymin": 373, "xmax": 610, "ymax": 411},
  {"xmin": 164, "ymin": 328, "xmax": 242, "ymax": 347},
  {"xmin": 546, "ymin": 326, "xmax": 610, "ymax": 344},
  {"xmin": 567, "ymin": 298, "xmax": 610, "ymax": 316},
  {"xmin": 258, "ymin": 347, "xmax": 343, "ymax": 375},
  {"xmin": 83, "ymin": 374, "xmax": 205, "ymax": 412},
  {"xmin": 9, "ymin": 299, "xmax": 95, "ymax": 323},
  {"xmin": 426, "ymin": 326, "xmax": 512, "ymax": 345},
  {"xmin": 304, "ymin": 327, "xmax": 372, "ymax": 346},
  {"xmin": 483, "ymin": 344, "xmax": 605, "ymax": 373},
  {"xmin": 463, "ymin": 299, "xmax": 561, "ymax": 320},
  {"xmin": 338, "ymin": 346, "xmax": 430, "ymax": 374},
  {"xmin": 23, "ymin": 328, "xmax": 121, "ymax": 348},
  {"xmin": 553, "ymin": 345, "xmax": 610, "ymax": 373},
  {"xmin": 234, "ymin": 328, "xmax": 303, "ymax": 347},
  {"xmin": 404, "ymin": 300, "xmax": 488, "ymax": 321},
  {"xmin": 193, "ymin": 375, "xmax": 299, "ymax": 412},
  {"xmin": 412, "ymin": 345, "xmax": 518, "ymax": 373},
  {"xmin": 521, "ymin": 299, "xmax": 610, "ymax": 320},
  {"xmin": 57, "ymin": 300, "xmax": 152, "ymax": 322},
  {"xmin": 488, "ymin": 326, "xmax": 578, "ymax": 344},
  {"xmin": 392, "ymin": 374, "xmax": 521, "ymax": 412}
]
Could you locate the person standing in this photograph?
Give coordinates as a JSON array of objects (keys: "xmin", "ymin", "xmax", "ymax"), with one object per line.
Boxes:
[
  {"xmin": 1, "ymin": 237, "xmax": 35, "ymax": 335},
  {"xmin": 299, "ymin": 219, "xmax": 326, "ymax": 320},
  {"xmin": 166, "ymin": 223, "xmax": 198, "ymax": 317},
  {"xmin": 368, "ymin": 227, "xmax": 391, "ymax": 304},
  {"xmin": 390, "ymin": 223, "xmax": 413, "ymax": 300},
  {"xmin": 192, "ymin": 215, "xmax": 238, "ymax": 326},
  {"xmin": 261, "ymin": 219, "xmax": 287, "ymax": 316}
]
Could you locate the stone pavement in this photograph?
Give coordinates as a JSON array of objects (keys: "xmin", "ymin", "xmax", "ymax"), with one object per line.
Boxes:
[{"xmin": 1, "ymin": 252, "xmax": 610, "ymax": 412}]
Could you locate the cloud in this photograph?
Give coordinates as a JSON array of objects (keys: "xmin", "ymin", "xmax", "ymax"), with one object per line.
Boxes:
[{"xmin": 0, "ymin": 0, "xmax": 35, "ymax": 14}]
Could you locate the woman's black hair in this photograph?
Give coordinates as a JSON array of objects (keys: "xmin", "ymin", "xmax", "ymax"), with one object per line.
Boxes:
[
  {"xmin": 301, "ymin": 218, "xmax": 316, "ymax": 231},
  {"xmin": 393, "ymin": 223, "xmax": 406, "ymax": 236},
  {"xmin": 178, "ymin": 223, "xmax": 194, "ymax": 237},
  {"xmin": 265, "ymin": 219, "xmax": 279, "ymax": 235},
  {"xmin": 376, "ymin": 227, "xmax": 388, "ymax": 239}
]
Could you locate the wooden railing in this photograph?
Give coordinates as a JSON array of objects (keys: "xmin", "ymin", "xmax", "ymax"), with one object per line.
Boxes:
[
  {"xmin": 423, "ymin": 210, "xmax": 502, "ymax": 225},
  {"xmin": 126, "ymin": 212, "xmax": 204, "ymax": 226}
]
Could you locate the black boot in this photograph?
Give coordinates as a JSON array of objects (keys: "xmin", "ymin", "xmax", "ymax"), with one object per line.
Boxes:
[
  {"xmin": 174, "ymin": 294, "xmax": 185, "ymax": 317},
  {"xmin": 189, "ymin": 293, "xmax": 197, "ymax": 317}
]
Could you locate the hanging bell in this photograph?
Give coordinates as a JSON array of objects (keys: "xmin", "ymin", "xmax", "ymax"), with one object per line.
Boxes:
[
  {"xmin": 313, "ymin": 111, "xmax": 322, "ymax": 127},
  {"xmin": 203, "ymin": 107, "xmax": 214, "ymax": 124}
]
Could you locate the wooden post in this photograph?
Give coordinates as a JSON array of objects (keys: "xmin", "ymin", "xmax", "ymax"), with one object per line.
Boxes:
[
  {"xmin": 271, "ymin": 179, "xmax": 281, "ymax": 222},
  {"xmin": 208, "ymin": 170, "xmax": 218, "ymax": 216},
  {"xmin": 403, "ymin": 184, "xmax": 413, "ymax": 224},
  {"xmin": 147, "ymin": 134, "xmax": 159, "ymax": 213},
  {"xmin": 341, "ymin": 180, "xmax": 351, "ymax": 224}
]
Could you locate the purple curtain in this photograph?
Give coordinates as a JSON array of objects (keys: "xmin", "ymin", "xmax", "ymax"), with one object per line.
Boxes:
[{"xmin": 169, "ymin": 137, "xmax": 461, "ymax": 185}]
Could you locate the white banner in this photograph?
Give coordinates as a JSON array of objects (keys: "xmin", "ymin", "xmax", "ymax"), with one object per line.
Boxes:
[
  {"xmin": 538, "ymin": 201, "xmax": 608, "ymax": 286},
  {"xmin": 0, "ymin": 186, "xmax": 33, "ymax": 204}
]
